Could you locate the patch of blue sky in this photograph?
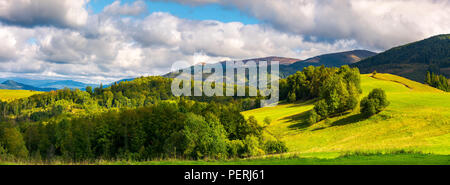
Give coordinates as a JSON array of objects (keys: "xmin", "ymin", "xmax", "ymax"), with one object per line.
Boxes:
[
  {"xmin": 88, "ymin": 0, "xmax": 260, "ymax": 24},
  {"xmin": 27, "ymin": 37, "xmax": 37, "ymax": 45}
]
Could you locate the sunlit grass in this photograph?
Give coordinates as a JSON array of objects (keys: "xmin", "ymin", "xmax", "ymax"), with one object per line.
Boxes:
[
  {"xmin": 242, "ymin": 73, "xmax": 450, "ymax": 158},
  {"xmin": 0, "ymin": 89, "xmax": 43, "ymax": 102},
  {"xmin": 2, "ymin": 153, "xmax": 448, "ymax": 165}
]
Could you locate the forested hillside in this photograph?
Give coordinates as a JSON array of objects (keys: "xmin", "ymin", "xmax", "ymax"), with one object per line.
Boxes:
[
  {"xmin": 353, "ymin": 34, "xmax": 450, "ymax": 82},
  {"xmin": 0, "ymin": 76, "xmax": 263, "ymax": 123},
  {"xmin": 0, "ymin": 76, "xmax": 282, "ymax": 162}
]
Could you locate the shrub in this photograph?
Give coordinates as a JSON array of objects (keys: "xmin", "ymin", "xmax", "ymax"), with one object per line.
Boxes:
[
  {"xmin": 226, "ymin": 140, "xmax": 245, "ymax": 158},
  {"xmin": 360, "ymin": 88, "xmax": 389, "ymax": 117},
  {"xmin": 243, "ymin": 135, "xmax": 263, "ymax": 157},
  {"xmin": 263, "ymin": 117, "xmax": 272, "ymax": 126},
  {"xmin": 306, "ymin": 110, "xmax": 319, "ymax": 125},
  {"xmin": 264, "ymin": 140, "xmax": 288, "ymax": 154}
]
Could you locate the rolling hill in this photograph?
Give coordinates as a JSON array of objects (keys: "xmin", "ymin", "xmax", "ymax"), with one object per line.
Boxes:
[
  {"xmin": 0, "ymin": 80, "xmax": 56, "ymax": 91},
  {"xmin": 353, "ymin": 34, "xmax": 450, "ymax": 82},
  {"xmin": 242, "ymin": 73, "xmax": 450, "ymax": 157},
  {"xmin": 280, "ymin": 50, "xmax": 376, "ymax": 77}
]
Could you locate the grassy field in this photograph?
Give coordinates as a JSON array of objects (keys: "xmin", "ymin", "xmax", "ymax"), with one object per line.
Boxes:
[
  {"xmin": 0, "ymin": 89, "xmax": 43, "ymax": 102},
  {"xmin": 112, "ymin": 153, "xmax": 449, "ymax": 165},
  {"xmin": 243, "ymin": 73, "xmax": 450, "ymax": 157},
  {"xmin": 1, "ymin": 153, "xmax": 448, "ymax": 165}
]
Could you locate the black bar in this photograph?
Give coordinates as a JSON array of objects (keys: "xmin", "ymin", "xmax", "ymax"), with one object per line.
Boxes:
[{"xmin": 0, "ymin": 165, "xmax": 447, "ymax": 184}]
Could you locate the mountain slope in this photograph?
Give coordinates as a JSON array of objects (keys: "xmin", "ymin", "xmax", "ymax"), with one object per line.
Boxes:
[
  {"xmin": 164, "ymin": 50, "xmax": 375, "ymax": 79},
  {"xmin": 280, "ymin": 50, "xmax": 376, "ymax": 77},
  {"xmin": 0, "ymin": 80, "xmax": 56, "ymax": 91},
  {"xmin": 353, "ymin": 34, "xmax": 450, "ymax": 82},
  {"xmin": 303, "ymin": 50, "xmax": 376, "ymax": 66},
  {"xmin": 0, "ymin": 78, "xmax": 98, "ymax": 90},
  {"xmin": 235, "ymin": 56, "xmax": 301, "ymax": 65},
  {"xmin": 242, "ymin": 73, "xmax": 450, "ymax": 156}
]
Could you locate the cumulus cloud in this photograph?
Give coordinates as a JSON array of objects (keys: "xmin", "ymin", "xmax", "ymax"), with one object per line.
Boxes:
[
  {"xmin": 0, "ymin": 9, "xmax": 358, "ymax": 83},
  {"xmin": 157, "ymin": 0, "xmax": 450, "ymax": 50},
  {"xmin": 0, "ymin": 0, "xmax": 89, "ymax": 28}
]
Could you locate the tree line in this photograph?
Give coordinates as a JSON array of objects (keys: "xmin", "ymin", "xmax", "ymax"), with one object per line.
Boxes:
[
  {"xmin": 426, "ymin": 71, "xmax": 449, "ymax": 92},
  {"xmin": 0, "ymin": 76, "xmax": 263, "ymax": 123},
  {"xmin": 0, "ymin": 99, "xmax": 286, "ymax": 162}
]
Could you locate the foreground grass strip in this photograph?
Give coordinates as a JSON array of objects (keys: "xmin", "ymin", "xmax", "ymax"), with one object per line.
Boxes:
[{"xmin": 105, "ymin": 153, "xmax": 449, "ymax": 165}]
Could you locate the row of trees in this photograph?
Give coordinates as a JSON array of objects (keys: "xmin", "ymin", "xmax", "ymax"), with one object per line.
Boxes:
[
  {"xmin": 0, "ymin": 100, "xmax": 286, "ymax": 162},
  {"xmin": 426, "ymin": 71, "xmax": 449, "ymax": 92}
]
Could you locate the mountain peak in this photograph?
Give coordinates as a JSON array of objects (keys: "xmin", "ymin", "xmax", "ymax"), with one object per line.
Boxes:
[
  {"xmin": 2, "ymin": 80, "xmax": 18, "ymax": 84},
  {"xmin": 0, "ymin": 80, "xmax": 56, "ymax": 91}
]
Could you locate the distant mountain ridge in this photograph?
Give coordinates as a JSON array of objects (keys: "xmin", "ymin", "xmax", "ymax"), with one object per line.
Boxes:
[
  {"xmin": 353, "ymin": 34, "xmax": 450, "ymax": 82},
  {"xmin": 0, "ymin": 80, "xmax": 56, "ymax": 91},
  {"xmin": 164, "ymin": 49, "xmax": 376, "ymax": 79},
  {"xmin": 303, "ymin": 50, "xmax": 376, "ymax": 66},
  {"xmin": 38, "ymin": 80, "xmax": 97, "ymax": 90},
  {"xmin": 0, "ymin": 78, "xmax": 98, "ymax": 91},
  {"xmin": 280, "ymin": 50, "xmax": 376, "ymax": 77}
]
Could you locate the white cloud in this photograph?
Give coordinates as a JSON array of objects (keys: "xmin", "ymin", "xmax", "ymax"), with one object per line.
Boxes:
[
  {"xmin": 159, "ymin": 0, "xmax": 450, "ymax": 50},
  {"xmin": 0, "ymin": 0, "xmax": 89, "ymax": 28},
  {"xmin": 0, "ymin": 8, "xmax": 360, "ymax": 83}
]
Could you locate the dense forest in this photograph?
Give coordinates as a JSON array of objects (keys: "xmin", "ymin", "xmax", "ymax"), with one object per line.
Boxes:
[
  {"xmin": 353, "ymin": 34, "xmax": 450, "ymax": 82},
  {"xmin": 0, "ymin": 99, "xmax": 287, "ymax": 161},
  {"xmin": 0, "ymin": 65, "xmax": 366, "ymax": 162},
  {"xmin": 0, "ymin": 76, "xmax": 263, "ymax": 122},
  {"xmin": 0, "ymin": 76, "xmax": 278, "ymax": 162}
]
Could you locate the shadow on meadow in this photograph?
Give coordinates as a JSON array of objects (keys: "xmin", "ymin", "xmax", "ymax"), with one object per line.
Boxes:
[
  {"xmin": 284, "ymin": 110, "xmax": 370, "ymax": 131},
  {"xmin": 284, "ymin": 111, "xmax": 312, "ymax": 130},
  {"xmin": 285, "ymin": 99, "xmax": 315, "ymax": 108},
  {"xmin": 330, "ymin": 113, "xmax": 366, "ymax": 127}
]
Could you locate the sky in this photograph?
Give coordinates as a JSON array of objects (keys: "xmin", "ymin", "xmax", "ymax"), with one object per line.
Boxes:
[{"xmin": 0, "ymin": 0, "xmax": 449, "ymax": 84}]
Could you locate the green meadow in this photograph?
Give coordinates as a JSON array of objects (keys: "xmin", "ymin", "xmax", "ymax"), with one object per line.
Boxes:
[
  {"xmin": 1, "ymin": 153, "xmax": 448, "ymax": 165},
  {"xmin": 113, "ymin": 153, "xmax": 449, "ymax": 165},
  {"xmin": 0, "ymin": 89, "xmax": 43, "ymax": 102},
  {"xmin": 242, "ymin": 74, "xmax": 450, "ymax": 158}
]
